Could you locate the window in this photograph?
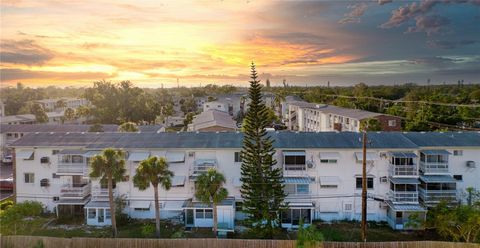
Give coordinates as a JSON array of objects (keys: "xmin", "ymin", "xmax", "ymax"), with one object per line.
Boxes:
[
  {"xmin": 52, "ymin": 150, "xmax": 60, "ymax": 155},
  {"xmin": 344, "ymin": 203, "xmax": 353, "ymax": 211},
  {"xmin": 88, "ymin": 209, "xmax": 96, "ymax": 219},
  {"xmin": 204, "ymin": 209, "xmax": 213, "ymax": 219},
  {"xmin": 196, "ymin": 209, "xmax": 204, "ymax": 218},
  {"xmin": 40, "ymin": 157, "xmax": 50, "ymax": 164},
  {"xmin": 52, "ymin": 173, "xmax": 60, "ymax": 179},
  {"xmin": 320, "ymin": 185, "xmax": 338, "ymax": 189},
  {"xmin": 235, "ymin": 202, "xmax": 243, "ymax": 212},
  {"xmin": 14, "ymin": 133, "xmax": 18, "ymax": 138},
  {"xmin": 296, "ymin": 184, "xmax": 309, "ymax": 194},
  {"xmin": 284, "ymin": 155, "xmax": 306, "ymax": 165},
  {"xmin": 388, "ymin": 120, "xmax": 397, "ymax": 127},
  {"xmin": 234, "ymin": 152, "xmax": 242, "ymax": 163},
  {"xmin": 24, "ymin": 173, "xmax": 34, "ymax": 183},
  {"xmin": 453, "ymin": 150, "xmax": 463, "ymax": 156},
  {"xmin": 105, "ymin": 209, "xmax": 111, "ymax": 219},
  {"xmin": 40, "ymin": 179, "xmax": 49, "ymax": 187},
  {"xmin": 356, "ymin": 177, "xmax": 374, "ymax": 189},
  {"xmin": 134, "ymin": 207, "xmax": 150, "ymax": 211},
  {"xmin": 453, "ymin": 175, "xmax": 463, "ymax": 181},
  {"xmin": 320, "ymin": 159, "xmax": 337, "ymax": 164}
]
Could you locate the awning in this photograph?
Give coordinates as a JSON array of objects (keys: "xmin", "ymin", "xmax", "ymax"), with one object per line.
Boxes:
[
  {"xmin": 420, "ymin": 175, "xmax": 456, "ymax": 183},
  {"xmin": 163, "ymin": 200, "xmax": 184, "ymax": 210},
  {"xmin": 127, "ymin": 152, "xmax": 150, "ymax": 162},
  {"xmin": 16, "ymin": 150, "xmax": 34, "ymax": 159},
  {"xmin": 129, "ymin": 200, "xmax": 151, "ymax": 209},
  {"xmin": 166, "ymin": 151, "xmax": 185, "ymax": 163},
  {"xmin": 85, "ymin": 201, "xmax": 110, "ymax": 208},
  {"xmin": 388, "ymin": 152, "xmax": 417, "ymax": 158},
  {"xmin": 319, "ymin": 176, "xmax": 341, "ymax": 186},
  {"xmin": 283, "ymin": 177, "xmax": 314, "ymax": 184},
  {"xmin": 421, "ymin": 150, "xmax": 451, "ymax": 155},
  {"xmin": 84, "ymin": 150, "xmax": 101, "ymax": 158},
  {"xmin": 283, "ymin": 151, "xmax": 306, "ymax": 156},
  {"xmin": 319, "ymin": 152, "xmax": 340, "ymax": 159},
  {"xmin": 355, "ymin": 152, "xmax": 380, "ymax": 162},
  {"xmin": 58, "ymin": 149, "xmax": 85, "ymax": 155},
  {"xmin": 288, "ymin": 202, "xmax": 314, "ymax": 208},
  {"xmin": 389, "ymin": 177, "xmax": 420, "ymax": 184},
  {"xmin": 171, "ymin": 176, "xmax": 186, "ymax": 186},
  {"xmin": 386, "ymin": 202, "xmax": 426, "ymax": 212}
]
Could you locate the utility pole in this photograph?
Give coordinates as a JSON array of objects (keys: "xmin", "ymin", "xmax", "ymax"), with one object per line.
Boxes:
[{"xmin": 361, "ymin": 130, "xmax": 367, "ymax": 242}]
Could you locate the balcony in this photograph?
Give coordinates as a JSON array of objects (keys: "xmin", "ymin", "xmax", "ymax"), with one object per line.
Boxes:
[
  {"xmin": 388, "ymin": 190, "xmax": 418, "ymax": 204},
  {"xmin": 389, "ymin": 164, "xmax": 418, "ymax": 177},
  {"xmin": 419, "ymin": 188, "xmax": 457, "ymax": 204},
  {"xmin": 190, "ymin": 159, "xmax": 217, "ymax": 177},
  {"xmin": 419, "ymin": 161, "xmax": 449, "ymax": 174},
  {"xmin": 91, "ymin": 186, "xmax": 116, "ymax": 202},
  {"xmin": 60, "ymin": 183, "xmax": 91, "ymax": 200},
  {"xmin": 57, "ymin": 162, "xmax": 87, "ymax": 175}
]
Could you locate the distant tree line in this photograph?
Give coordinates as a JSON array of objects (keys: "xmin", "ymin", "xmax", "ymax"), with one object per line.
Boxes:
[{"xmin": 272, "ymin": 83, "xmax": 480, "ymax": 131}]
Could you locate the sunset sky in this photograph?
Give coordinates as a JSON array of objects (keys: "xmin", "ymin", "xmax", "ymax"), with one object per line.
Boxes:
[{"xmin": 1, "ymin": 0, "xmax": 479, "ymax": 88}]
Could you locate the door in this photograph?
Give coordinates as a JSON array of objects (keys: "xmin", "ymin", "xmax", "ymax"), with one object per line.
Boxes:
[
  {"xmin": 72, "ymin": 175, "xmax": 82, "ymax": 187},
  {"xmin": 186, "ymin": 209, "xmax": 194, "ymax": 226},
  {"xmin": 98, "ymin": 208, "xmax": 104, "ymax": 223}
]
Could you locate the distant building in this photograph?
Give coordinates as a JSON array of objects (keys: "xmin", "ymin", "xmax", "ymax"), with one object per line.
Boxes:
[
  {"xmin": 283, "ymin": 98, "xmax": 401, "ymax": 132},
  {"xmin": 188, "ymin": 109, "xmax": 237, "ymax": 132},
  {"xmin": 35, "ymin": 98, "xmax": 89, "ymax": 111},
  {"xmin": 203, "ymin": 101, "xmax": 228, "ymax": 113},
  {"xmin": 0, "ymin": 101, "xmax": 5, "ymax": 117}
]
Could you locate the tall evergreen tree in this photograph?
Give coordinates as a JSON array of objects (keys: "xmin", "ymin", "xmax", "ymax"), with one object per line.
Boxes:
[{"xmin": 240, "ymin": 62, "xmax": 287, "ymax": 238}]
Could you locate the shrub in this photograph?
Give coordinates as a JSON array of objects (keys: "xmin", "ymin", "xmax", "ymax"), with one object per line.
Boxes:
[
  {"xmin": 0, "ymin": 200, "xmax": 14, "ymax": 210},
  {"xmin": 297, "ymin": 221, "xmax": 324, "ymax": 248},
  {"xmin": 0, "ymin": 201, "xmax": 44, "ymax": 235},
  {"xmin": 141, "ymin": 223, "xmax": 155, "ymax": 237}
]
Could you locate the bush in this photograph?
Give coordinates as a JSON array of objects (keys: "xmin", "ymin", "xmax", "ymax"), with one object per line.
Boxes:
[
  {"xmin": 0, "ymin": 201, "xmax": 44, "ymax": 235},
  {"xmin": 141, "ymin": 223, "xmax": 155, "ymax": 237},
  {"xmin": 0, "ymin": 200, "xmax": 14, "ymax": 210},
  {"xmin": 297, "ymin": 221, "xmax": 324, "ymax": 248}
]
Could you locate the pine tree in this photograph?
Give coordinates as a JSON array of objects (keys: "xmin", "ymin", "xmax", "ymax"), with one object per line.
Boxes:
[{"xmin": 240, "ymin": 62, "xmax": 287, "ymax": 238}]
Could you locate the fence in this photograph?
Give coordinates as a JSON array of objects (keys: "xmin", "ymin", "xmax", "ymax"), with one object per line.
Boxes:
[{"xmin": 1, "ymin": 236, "xmax": 479, "ymax": 248}]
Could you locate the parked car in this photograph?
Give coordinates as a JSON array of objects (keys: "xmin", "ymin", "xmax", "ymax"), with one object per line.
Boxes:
[{"xmin": 0, "ymin": 177, "xmax": 13, "ymax": 191}]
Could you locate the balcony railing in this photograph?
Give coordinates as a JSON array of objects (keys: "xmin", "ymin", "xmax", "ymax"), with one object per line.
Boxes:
[
  {"xmin": 284, "ymin": 164, "xmax": 306, "ymax": 171},
  {"xmin": 419, "ymin": 161, "xmax": 449, "ymax": 174},
  {"xmin": 191, "ymin": 159, "xmax": 217, "ymax": 176},
  {"xmin": 389, "ymin": 190, "xmax": 418, "ymax": 203},
  {"xmin": 91, "ymin": 187, "xmax": 116, "ymax": 202},
  {"xmin": 57, "ymin": 162, "xmax": 87, "ymax": 174},
  {"xmin": 419, "ymin": 188, "xmax": 457, "ymax": 203},
  {"xmin": 389, "ymin": 164, "xmax": 418, "ymax": 177},
  {"xmin": 60, "ymin": 183, "xmax": 91, "ymax": 199}
]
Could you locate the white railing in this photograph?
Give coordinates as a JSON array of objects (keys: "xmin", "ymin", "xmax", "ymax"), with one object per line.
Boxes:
[
  {"xmin": 284, "ymin": 164, "xmax": 306, "ymax": 171},
  {"xmin": 419, "ymin": 161, "xmax": 449, "ymax": 174},
  {"xmin": 389, "ymin": 190, "xmax": 418, "ymax": 203},
  {"xmin": 389, "ymin": 164, "xmax": 418, "ymax": 177},
  {"xmin": 57, "ymin": 162, "xmax": 87, "ymax": 174},
  {"xmin": 60, "ymin": 183, "xmax": 91, "ymax": 199},
  {"xmin": 419, "ymin": 188, "xmax": 457, "ymax": 203},
  {"xmin": 91, "ymin": 186, "xmax": 116, "ymax": 202}
]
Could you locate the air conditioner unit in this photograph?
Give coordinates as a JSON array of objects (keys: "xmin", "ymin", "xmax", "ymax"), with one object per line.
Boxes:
[
  {"xmin": 40, "ymin": 157, "xmax": 50, "ymax": 164},
  {"xmin": 466, "ymin": 161, "xmax": 476, "ymax": 168},
  {"xmin": 188, "ymin": 152, "xmax": 195, "ymax": 157},
  {"xmin": 380, "ymin": 176, "xmax": 388, "ymax": 183}
]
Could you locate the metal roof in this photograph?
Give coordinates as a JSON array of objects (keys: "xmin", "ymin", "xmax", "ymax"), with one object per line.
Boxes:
[
  {"xmin": 9, "ymin": 131, "xmax": 480, "ymax": 149},
  {"xmin": 402, "ymin": 132, "xmax": 480, "ymax": 147},
  {"xmin": 420, "ymin": 175, "xmax": 457, "ymax": 183},
  {"xmin": 386, "ymin": 201, "xmax": 426, "ymax": 211},
  {"xmin": 389, "ymin": 177, "xmax": 420, "ymax": 184},
  {"xmin": 388, "ymin": 151, "xmax": 417, "ymax": 158}
]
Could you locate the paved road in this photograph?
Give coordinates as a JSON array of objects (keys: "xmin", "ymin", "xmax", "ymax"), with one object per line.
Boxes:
[{"xmin": 1, "ymin": 163, "xmax": 13, "ymax": 200}]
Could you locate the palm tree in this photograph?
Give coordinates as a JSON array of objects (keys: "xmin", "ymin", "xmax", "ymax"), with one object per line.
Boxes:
[
  {"xmin": 55, "ymin": 99, "xmax": 67, "ymax": 110},
  {"xmin": 194, "ymin": 168, "xmax": 228, "ymax": 234},
  {"xmin": 133, "ymin": 156, "xmax": 173, "ymax": 238},
  {"xmin": 90, "ymin": 148, "xmax": 126, "ymax": 237}
]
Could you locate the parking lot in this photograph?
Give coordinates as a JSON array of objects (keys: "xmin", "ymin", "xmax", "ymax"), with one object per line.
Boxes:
[{"xmin": 0, "ymin": 162, "xmax": 13, "ymax": 200}]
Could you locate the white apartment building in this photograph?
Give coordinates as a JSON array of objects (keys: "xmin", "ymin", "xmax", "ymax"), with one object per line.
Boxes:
[
  {"xmin": 35, "ymin": 98, "xmax": 90, "ymax": 111},
  {"xmin": 282, "ymin": 99, "xmax": 401, "ymax": 132},
  {"xmin": 11, "ymin": 131, "xmax": 480, "ymax": 232}
]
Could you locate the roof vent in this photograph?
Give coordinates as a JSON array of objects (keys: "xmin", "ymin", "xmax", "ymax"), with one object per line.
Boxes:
[
  {"xmin": 196, "ymin": 131, "xmax": 199, "ymax": 134},
  {"xmin": 81, "ymin": 132, "xmax": 85, "ymax": 134},
  {"xmin": 35, "ymin": 132, "xmax": 39, "ymax": 134},
  {"xmin": 66, "ymin": 132, "xmax": 70, "ymax": 135},
  {"xmin": 420, "ymin": 131, "xmax": 425, "ymax": 134},
  {"xmin": 216, "ymin": 131, "xmax": 219, "ymax": 134},
  {"xmin": 50, "ymin": 132, "xmax": 54, "ymax": 135}
]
